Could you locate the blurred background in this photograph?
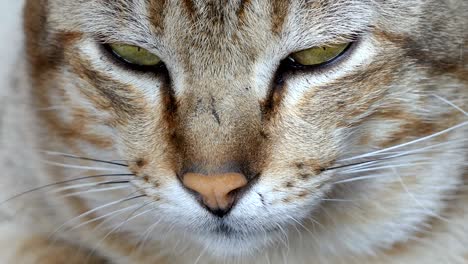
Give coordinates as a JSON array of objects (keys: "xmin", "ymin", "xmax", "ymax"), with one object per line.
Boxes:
[{"xmin": 0, "ymin": 0, "xmax": 25, "ymax": 90}]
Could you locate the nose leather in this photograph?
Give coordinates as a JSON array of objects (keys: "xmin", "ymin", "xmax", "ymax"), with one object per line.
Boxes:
[{"xmin": 182, "ymin": 172, "xmax": 248, "ymax": 211}]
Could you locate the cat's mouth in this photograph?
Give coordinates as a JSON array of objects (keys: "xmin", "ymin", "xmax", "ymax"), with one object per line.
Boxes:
[
  {"xmin": 209, "ymin": 219, "xmax": 280, "ymax": 237},
  {"xmin": 212, "ymin": 221, "xmax": 246, "ymax": 236}
]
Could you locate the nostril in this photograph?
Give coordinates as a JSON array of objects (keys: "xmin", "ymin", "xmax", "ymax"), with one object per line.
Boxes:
[
  {"xmin": 182, "ymin": 172, "xmax": 248, "ymax": 216},
  {"xmin": 227, "ymin": 186, "xmax": 242, "ymax": 196},
  {"xmin": 208, "ymin": 207, "xmax": 232, "ymax": 218}
]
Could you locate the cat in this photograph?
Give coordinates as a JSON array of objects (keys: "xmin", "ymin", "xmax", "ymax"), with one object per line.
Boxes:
[{"xmin": 0, "ymin": 0, "xmax": 467, "ymax": 263}]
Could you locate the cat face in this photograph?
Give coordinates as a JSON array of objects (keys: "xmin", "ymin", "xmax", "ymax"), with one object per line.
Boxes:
[{"xmin": 25, "ymin": 0, "xmax": 467, "ymax": 258}]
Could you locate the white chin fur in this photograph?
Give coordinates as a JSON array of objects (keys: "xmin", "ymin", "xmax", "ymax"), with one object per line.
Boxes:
[{"xmin": 191, "ymin": 231, "xmax": 276, "ymax": 259}]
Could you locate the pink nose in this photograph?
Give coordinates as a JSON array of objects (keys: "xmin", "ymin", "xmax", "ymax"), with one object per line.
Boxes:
[{"xmin": 182, "ymin": 172, "xmax": 248, "ymax": 216}]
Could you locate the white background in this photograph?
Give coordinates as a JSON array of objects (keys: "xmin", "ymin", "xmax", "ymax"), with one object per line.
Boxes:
[{"xmin": 0, "ymin": 0, "xmax": 25, "ymax": 90}]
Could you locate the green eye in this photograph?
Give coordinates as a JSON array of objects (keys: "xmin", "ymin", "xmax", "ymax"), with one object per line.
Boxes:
[
  {"xmin": 108, "ymin": 44, "xmax": 161, "ymax": 67},
  {"xmin": 290, "ymin": 43, "xmax": 350, "ymax": 66}
]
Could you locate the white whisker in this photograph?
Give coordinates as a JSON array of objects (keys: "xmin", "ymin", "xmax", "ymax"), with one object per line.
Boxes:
[
  {"xmin": 274, "ymin": 223, "xmax": 290, "ymax": 255},
  {"xmin": 61, "ymin": 185, "xmax": 132, "ymax": 198},
  {"xmin": 49, "ymin": 195, "xmax": 145, "ymax": 239},
  {"xmin": 92, "ymin": 197, "xmax": 158, "ymax": 232},
  {"xmin": 36, "ymin": 106, "xmax": 66, "ymax": 112},
  {"xmin": 392, "ymin": 167, "xmax": 449, "ymax": 222},
  {"xmin": 41, "ymin": 150, "xmax": 128, "ymax": 167},
  {"xmin": 0, "ymin": 174, "xmax": 134, "ymax": 206},
  {"xmin": 331, "ymin": 138, "xmax": 465, "ymax": 174},
  {"xmin": 379, "ymin": 138, "xmax": 467, "ymax": 160},
  {"xmin": 321, "ymin": 198, "xmax": 356, "ymax": 202},
  {"xmin": 342, "ymin": 156, "xmax": 432, "ymax": 172},
  {"xmin": 88, "ymin": 205, "xmax": 158, "ymax": 261},
  {"xmin": 105, "ymin": 206, "xmax": 157, "ymax": 237},
  {"xmin": 431, "ymin": 94, "xmax": 468, "ymax": 116},
  {"xmin": 50, "ymin": 180, "xmax": 132, "ymax": 193},
  {"xmin": 334, "ymin": 173, "xmax": 391, "ymax": 184},
  {"xmin": 287, "ymin": 215, "xmax": 314, "ymax": 237},
  {"xmin": 341, "ymin": 162, "xmax": 431, "ymax": 174},
  {"xmin": 42, "ymin": 160, "xmax": 125, "ymax": 172},
  {"xmin": 69, "ymin": 204, "xmax": 141, "ymax": 231},
  {"xmin": 339, "ymin": 121, "xmax": 468, "ymax": 162},
  {"xmin": 285, "ymin": 215, "xmax": 303, "ymax": 241},
  {"xmin": 137, "ymin": 218, "xmax": 164, "ymax": 252},
  {"xmin": 193, "ymin": 245, "xmax": 207, "ymax": 264}
]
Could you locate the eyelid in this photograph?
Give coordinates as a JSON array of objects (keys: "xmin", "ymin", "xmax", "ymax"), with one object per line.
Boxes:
[
  {"xmin": 101, "ymin": 44, "xmax": 166, "ymax": 73},
  {"xmin": 288, "ymin": 42, "xmax": 353, "ymax": 68},
  {"xmin": 291, "ymin": 40, "xmax": 356, "ymax": 69},
  {"xmin": 275, "ymin": 39, "xmax": 361, "ymax": 83},
  {"xmin": 108, "ymin": 44, "xmax": 161, "ymax": 66}
]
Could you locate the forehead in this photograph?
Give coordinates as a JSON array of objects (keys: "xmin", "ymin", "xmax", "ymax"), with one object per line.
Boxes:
[{"xmin": 49, "ymin": 0, "xmax": 375, "ymax": 43}]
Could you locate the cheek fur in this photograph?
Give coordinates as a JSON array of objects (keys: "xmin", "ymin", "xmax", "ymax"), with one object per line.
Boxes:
[{"xmin": 17, "ymin": 0, "xmax": 468, "ymax": 262}]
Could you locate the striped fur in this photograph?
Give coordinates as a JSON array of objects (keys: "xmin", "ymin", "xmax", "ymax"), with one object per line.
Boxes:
[{"xmin": 0, "ymin": 0, "xmax": 467, "ymax": 263}]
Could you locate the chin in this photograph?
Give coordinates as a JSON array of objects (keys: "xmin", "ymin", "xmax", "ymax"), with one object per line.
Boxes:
[
  {"xmin": 192, "ymin": 230, "xmax": 274, "ymax": 259},
  {"xmin": 172, "ymin": 215, "xmax": 278, "ymax": 259}
]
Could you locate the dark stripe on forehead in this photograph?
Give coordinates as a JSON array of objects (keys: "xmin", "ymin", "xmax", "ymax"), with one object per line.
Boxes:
[
  {"xmin": 148, "ymin": 0, "xmax": 167, "ymax": 34},
  {"xmin": 105, "ymin": 0, "xmax": 135, "ymax": 20},
  {"xmin": 237, "ymin": 0, "xmax": 252, "ymax": 22},
  {"xmin": 271, "ymin": 0, "xmax": 290, "ymax": 34},
  {"xmin": 181, "ymin": 0, "xmax": 197, "ymax": 19}
]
